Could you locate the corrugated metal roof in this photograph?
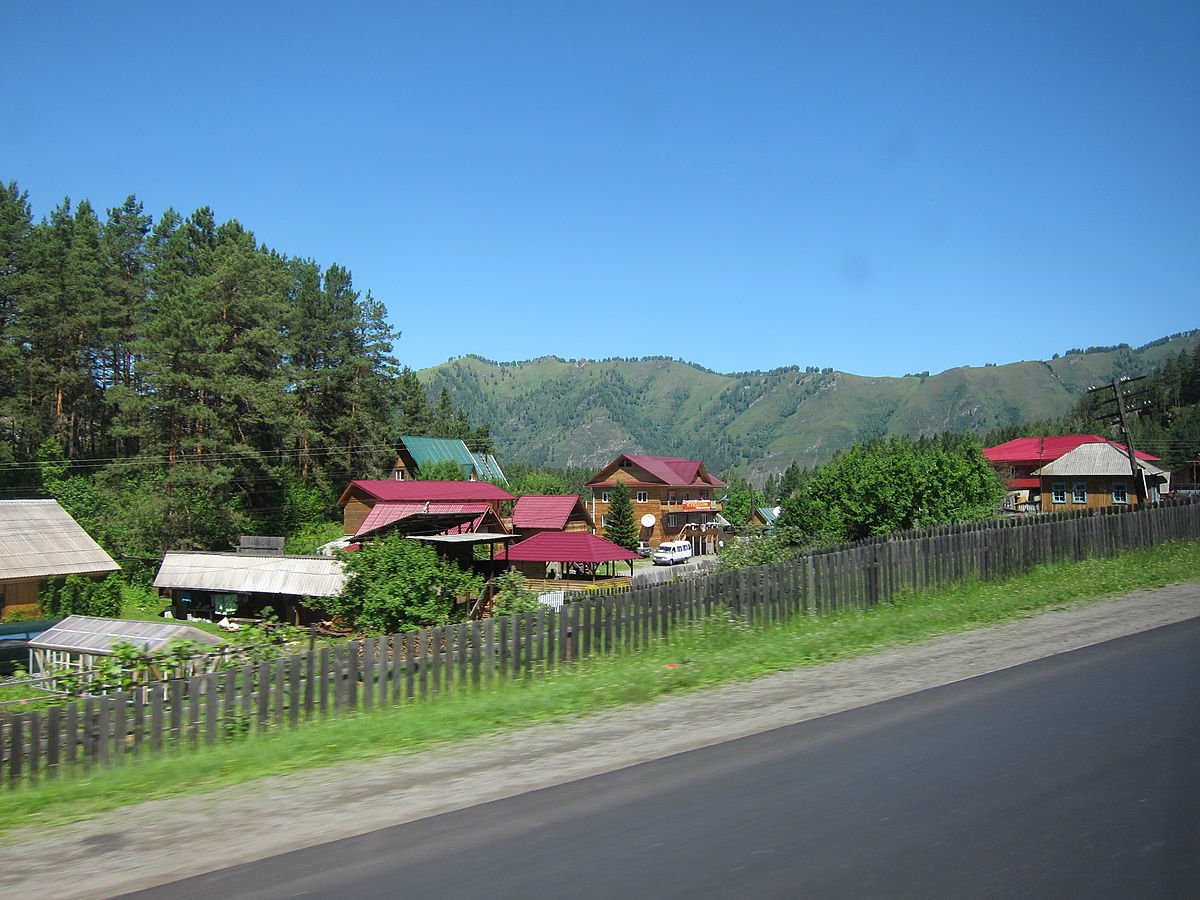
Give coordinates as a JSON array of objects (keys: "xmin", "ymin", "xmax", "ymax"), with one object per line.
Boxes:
[
  {"xmin": 153, "ymin": 552, "xmax": 346, "ymax": 597},
  {"xmin": 511, "ymin": 495, "xmax": 587, "ymax": 530},
  {"xmin": 29, "ymin": 615, "xmax": 223, "ymax": 654},
  {"xmin": 985, "ymin": 435, "xmax": 1158, "ymax": 464},
  {"xmin": 354, "ymin": 501, "xmax": 492, "ymax": 538},
  {"xmin": 0, "ymin": 500, "xmax": 120, "ymax": 581},
  {"xmin": 339, "ymin": 480, "xmax": 515, "ymax": 505},
  {"xmin": 1033, "ymin": 442, "xmax": 1168, "ymax": 478},
  {"xmin": 497, "ymin": 532, "xmax": 639, "ymax": 563},
  {"xmin": 399, "ymin": 436, "xmax": 508, "ymax": 484}
]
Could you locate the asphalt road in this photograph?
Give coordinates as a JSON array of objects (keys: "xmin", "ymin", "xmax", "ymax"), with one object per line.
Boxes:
[{"xmin": 126, "ymin": 616, "xmax": 1200, "ymax": 899}]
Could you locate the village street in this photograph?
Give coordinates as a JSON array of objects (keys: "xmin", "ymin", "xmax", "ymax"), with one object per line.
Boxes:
[{"xmin": 1, "ymin": 580, "xmax": 1198, "ymax": 897}]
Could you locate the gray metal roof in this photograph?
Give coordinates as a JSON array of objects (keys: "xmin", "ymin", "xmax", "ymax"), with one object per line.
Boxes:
[
  {"xmin": 1034, "ymin": 442, "xmax": 1168, "ymax": 478},
  {"xmin": 29, "ymin": 615, "xmax": 223, "ymax": 654},
  {"xmin": 0, "ymin": 500, "xmax": 120, "ymax": 581},
  {"xmin": 153, "ymin": 552, "xmax": 346, "ymax": 598}
]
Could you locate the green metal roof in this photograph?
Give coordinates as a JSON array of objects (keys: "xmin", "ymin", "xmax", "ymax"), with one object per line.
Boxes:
[{"xmin": 399, "ymin": 436, "xmax": 507, "ymax": 484}]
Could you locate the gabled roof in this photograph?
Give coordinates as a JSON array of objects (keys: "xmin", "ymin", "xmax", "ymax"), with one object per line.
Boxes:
[
  {"xmin": 985, "ymin": 435, "xmax": 1158, "ymax": 465},
  {"xmin": 398, "ymin": 435, "xmax": 507, "ymax": 484},
  {"xmin": 511, "ymin": 495, "xmax": 593, "ymax": 531},
  {"xmin": 0, "ymin": 500, "xmax": 120, "ymax": 582},
  {"xmin": 754, "ymin": 506, "xmax": 780, "ymax": 526},
  {"xmin": 353, "ymin": 501, "xmax": 494, "ymax": 538},
  {"xmin": 153, "ymin": 552, "xmax": 346, "ymax": 598},
  {"xmin": 29, "ymin": 615, "xmax": 223, "ymax": 655},
  {"xmin": 338, "ymin": 480, "xmax": 515, "ymax": 506},
  {"xmin": 586, "ymin": 454, "xmax": 726, "ymax": 489},
  {"xmin": 1033, "ymin": 442, "xmax": 1168, "ymax": 478},
  {"xmin": 497, "ymin": 531, "xmax": 639, "ymax": 563}
]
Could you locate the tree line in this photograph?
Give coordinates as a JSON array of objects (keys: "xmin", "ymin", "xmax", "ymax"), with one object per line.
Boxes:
[{"xmin": 0, "ymin": 181, "xmax": 483, "ymax": 573}]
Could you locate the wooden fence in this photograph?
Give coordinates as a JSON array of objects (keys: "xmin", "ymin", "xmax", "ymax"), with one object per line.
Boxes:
[{"xmin": 3, "ymin": 497, "xmax": 1198, "ymax": 784}]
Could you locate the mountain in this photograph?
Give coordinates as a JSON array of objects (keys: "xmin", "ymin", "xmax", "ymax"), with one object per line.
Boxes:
[{"xmin": 419, "ymin": 333, "xmax": 1200, "ymax": 481}]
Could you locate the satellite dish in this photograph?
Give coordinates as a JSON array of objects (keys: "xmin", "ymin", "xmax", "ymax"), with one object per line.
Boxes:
[{"xmin": 640, "ymin": 514, "xmax": 656, "ymax": 528}]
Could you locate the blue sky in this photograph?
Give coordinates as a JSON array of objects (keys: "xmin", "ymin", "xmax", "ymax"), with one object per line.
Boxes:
[{"xmin": 6, "ymin": 1, "xmax": 1198, "ymax": 377}]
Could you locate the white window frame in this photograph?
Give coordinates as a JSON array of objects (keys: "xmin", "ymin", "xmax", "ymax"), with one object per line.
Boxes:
[
  {"xmin": 1051, "ymin": 482, "xmax": 1067, "ymax": 504},
  {"xmin": 666, "ymin": 514, "xmax": 678, "ymax": 528},
  {"xmin": 636, "ymin": 491, "xmax": 648, "ymax": 503},
  {"xmin": 1072, "ymin": 482, "xmax": 1087, "ymax": 504},
  {"xmin": 1112, "ymin": 482, "xmax": 1129, "ymax": 504},
  {"xmin": 601, "ymin": 514, "xmax": 610, "ymax": 528},
  {"xmin": 601, "ymin": 491, "xmax": 611, "ymax": 503}
]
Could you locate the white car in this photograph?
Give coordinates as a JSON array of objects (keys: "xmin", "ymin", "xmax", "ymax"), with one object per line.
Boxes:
[{"xmin": 651, "ymin": 540, "xmax": 694, "ymax": 565}]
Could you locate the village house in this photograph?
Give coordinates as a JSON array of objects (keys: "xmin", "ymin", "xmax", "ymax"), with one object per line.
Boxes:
[
  {"xmin": 1031, "ymin": 442, "xmax": 1170, "ymax": 512},
  {"xmin": 390, "ymin": 435, "xmax": 507, "ymax": 484},
  {"xmin": 984, "ymin": 435, "xmax": 1162, "ymax": 512},
  {"xmin": 337, "ymin": 480, "xmax": 516, "ymax": 538},
  {"xmin": 586, "ymin": 454, "xmax": 725, "ymax": 553},
  {"xmin": 0, "ymin": 500, "xmax": 120, "ymax": 619}
]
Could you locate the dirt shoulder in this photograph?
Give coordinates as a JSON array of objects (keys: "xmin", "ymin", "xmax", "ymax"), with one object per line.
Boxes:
[{"xmin": 4, "ymin": 581, "xmax": 1199, "ymax": 898}]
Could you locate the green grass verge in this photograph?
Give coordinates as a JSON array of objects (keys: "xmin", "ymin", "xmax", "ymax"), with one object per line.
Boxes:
[{"xmin": 3, "ymin": 541, "xmax": 1198, "ymax": 836}]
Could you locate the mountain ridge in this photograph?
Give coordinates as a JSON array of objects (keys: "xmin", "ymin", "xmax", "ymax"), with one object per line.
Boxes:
[{"xmin": 419, "ymin": 332, "xmax": 1200, "ymax": 480}]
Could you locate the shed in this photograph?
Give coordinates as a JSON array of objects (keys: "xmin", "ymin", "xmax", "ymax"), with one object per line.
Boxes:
[{"xmin": 154, "ymin": 552, "xmax": 346, "ymax": 625}]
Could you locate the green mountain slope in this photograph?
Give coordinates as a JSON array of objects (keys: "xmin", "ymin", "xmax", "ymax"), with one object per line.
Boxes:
[{"xmin": 421, "ymin": 334, "xmax": 1200, "ymax": 480}]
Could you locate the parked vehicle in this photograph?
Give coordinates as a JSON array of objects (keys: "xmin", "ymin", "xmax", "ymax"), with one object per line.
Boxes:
[
  {"xmin": 636, "ymin": 541, "xmax": 652, "ymax": 557},
  {"xmin": 652, "ymin": 540, "xmax": 694, "ymax": 565}
]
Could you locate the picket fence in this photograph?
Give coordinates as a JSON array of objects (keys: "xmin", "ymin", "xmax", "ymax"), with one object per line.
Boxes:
[{"xmin": 3, "ymin": 497, "xmax": 1199, "ymax": 784}]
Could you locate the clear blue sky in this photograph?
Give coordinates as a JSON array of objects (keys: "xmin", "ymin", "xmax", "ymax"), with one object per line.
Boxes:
[{"xmin": 6, "ymin": 1, "xmax": 1198, "ymax": 377}]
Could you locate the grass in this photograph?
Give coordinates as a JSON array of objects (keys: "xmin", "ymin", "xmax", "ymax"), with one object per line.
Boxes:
[{"xmin": 2, "ymin": 541, "xmax": 1198, "ymax": 835}]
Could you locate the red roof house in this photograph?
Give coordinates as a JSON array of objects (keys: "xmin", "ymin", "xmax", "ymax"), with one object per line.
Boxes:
[
  {"xmin": 985, "ymin": 436, "xmax": 1158, "ymax": 488},
  {"xmin": 586, "ymin": 454, "xmax": 725, "ymax": 548},
  {"xmin": 338, "ymin": 480, "xmax": 515, "ymax": 536}
]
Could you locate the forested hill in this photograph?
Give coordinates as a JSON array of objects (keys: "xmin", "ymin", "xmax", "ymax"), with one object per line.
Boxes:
[{"xmin": 421, "ymin": 334, "xmax": 1200, "ymax": 481}]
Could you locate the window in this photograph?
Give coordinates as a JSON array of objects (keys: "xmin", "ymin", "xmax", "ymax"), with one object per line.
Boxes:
[
  {"xmin": 1112, "ymin": 482, "xmax": 1129, "ymax": 504},
  {"xmin": 394, "ymin": 469, "xmax": 406, "ymax": 481},
  {"xmin": 666, "ymin": 514, "xmax": 678, "ymax": 528},
  {"xmin": 601, "ymin": 491, "xmax": 611, "ymax": 503},
  {"xmin": 636, "ymin": 491, "xmax": 648, "ymax": 503},
  {"xmin": 1072, "ymin": 482, "xmax": 1087, "ymax": 504},
  {"xmin": 668, "ymin": 491, "xmax": 676, "ymax": 504},
  {"xmin": 601, "ymin": 515, "xmax": 609, "ymax": 528},
  {"xmin": 1051, "ymin": 482, "xmax": 1067, "ymax": 504}
]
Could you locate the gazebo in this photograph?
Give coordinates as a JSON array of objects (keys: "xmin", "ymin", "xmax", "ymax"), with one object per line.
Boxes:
[{"xmin": 496, "ymin": 531, "xmax": 639, "ymax": 590}]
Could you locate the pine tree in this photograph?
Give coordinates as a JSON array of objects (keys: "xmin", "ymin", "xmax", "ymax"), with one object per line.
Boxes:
[{"xmin": 605, "ymin": 482, "xmax": 639, "ymax": 550}]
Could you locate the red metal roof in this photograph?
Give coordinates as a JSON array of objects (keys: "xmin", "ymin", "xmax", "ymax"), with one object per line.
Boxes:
[
  {"xmin": 496, "ymin": 531, "xmax": 639, "ymax": 563},
  {"xmin": 340, "ymin": 480, "xmax": 515, "ymax": 505},
  {"xmin": 354, "ymin": 501, "xmax": 491, "ymax": 538},
  {"xmin": 587, "ymin": 455, "xmax": 726, "ymax": 488},
  {"xmin": 984, "ymin": 436, "xmax": 1158, "ymax": 465},
  {"xmin": 511, "ymin": 495, "xmax": 583, "ymax": 530}
]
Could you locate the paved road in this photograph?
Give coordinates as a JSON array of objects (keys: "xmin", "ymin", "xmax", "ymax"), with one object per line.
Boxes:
[{"xmin": 127, "ymin": 616, "xmax": 1200, "ymax": 899}]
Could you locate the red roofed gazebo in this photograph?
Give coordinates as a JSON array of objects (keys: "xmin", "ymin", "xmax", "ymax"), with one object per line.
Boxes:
[{"xmin": 496, "ymin": 531, "xmax": 638, "ymax": 587}]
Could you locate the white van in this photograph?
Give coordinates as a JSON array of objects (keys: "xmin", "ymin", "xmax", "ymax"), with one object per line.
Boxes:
[{"xmin": 651, "ymin": 540, "xmax": 694, "ymax": 566}]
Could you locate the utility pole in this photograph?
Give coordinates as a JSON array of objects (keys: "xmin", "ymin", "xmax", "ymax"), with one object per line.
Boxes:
[{"xmin": 1087, "ymin": 376, "xmax": 1152, "ymax": 503}]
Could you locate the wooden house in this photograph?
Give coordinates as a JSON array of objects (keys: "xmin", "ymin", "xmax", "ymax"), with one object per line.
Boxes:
[
  {"xmin": 337, "ymin": 480, "xmax": 515, "ymax": 537},
  {"xmin": 390, "ymin": 435, "xmax": 507, "ymax": 484},
  {"xmin": 0, "ymin": 500, "xmax": 119, "ymax": 619},
  {"xmin": 1032, "ymin": 442, "xmax": 1170, "ymax": 511},
  {"xmin": 985, "ymin": 435, "xmax": 1162, "ymax": 513},
  {"xmin": 586, "ymin": 454, "xmax": 725, "ymax": 553}
]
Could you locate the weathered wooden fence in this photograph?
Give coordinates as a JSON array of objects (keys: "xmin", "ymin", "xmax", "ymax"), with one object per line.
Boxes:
[{"xmin": 3, "ymin": 497, "xmax": 1198, "ymax": 784}]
